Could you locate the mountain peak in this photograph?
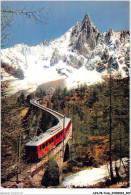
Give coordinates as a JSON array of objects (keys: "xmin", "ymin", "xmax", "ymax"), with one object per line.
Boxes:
[
  {"xmin": 81, "ymin": 13, "xmax": 94, "ymax": 31},
  {"xmin": 82, "ymin": 13, "xmax": 92, "ymax": 24},
  {"xmin": 71, "ymin": 13, "xmax": 100, "ymax": 56}
]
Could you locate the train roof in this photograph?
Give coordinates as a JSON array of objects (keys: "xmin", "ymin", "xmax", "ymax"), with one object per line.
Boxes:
[{"xmin": 25, "ymin": 117, "xmax": 71, "ymax": 147}]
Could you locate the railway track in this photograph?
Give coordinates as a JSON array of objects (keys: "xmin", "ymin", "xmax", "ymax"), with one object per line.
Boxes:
[
  {"xmin": 2, "ymin": 98, "xmax": 72, "ymax": 188},
  {"xmin": 30, "ymin": 99, "xmax": 64, "ymax": 121}
]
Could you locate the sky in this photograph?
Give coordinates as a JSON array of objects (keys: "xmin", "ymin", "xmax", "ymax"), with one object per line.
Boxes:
[{"xmin": 1, "ymin": 1, "xmax": 130, "ymax": 48}]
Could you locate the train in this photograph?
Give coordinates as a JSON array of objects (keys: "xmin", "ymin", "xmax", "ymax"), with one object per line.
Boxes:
[{"xmin": 25, "ymin": 99, "xmax": 72, "ymax": 161}]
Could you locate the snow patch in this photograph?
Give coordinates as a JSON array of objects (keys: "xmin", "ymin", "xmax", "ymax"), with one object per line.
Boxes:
[{"xmin": 62, "ymin": 158, "xmax": 128, "ymax": 187}]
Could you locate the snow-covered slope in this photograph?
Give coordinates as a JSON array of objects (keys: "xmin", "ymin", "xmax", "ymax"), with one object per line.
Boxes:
[{"xmin": 1, "ymin": 14, "xmax": 130, "ymax": 96}]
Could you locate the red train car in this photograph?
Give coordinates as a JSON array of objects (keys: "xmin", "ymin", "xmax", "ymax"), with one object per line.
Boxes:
[{"xmin": 25, "ymin": 117, "xmax": 72, "ymax": 161}]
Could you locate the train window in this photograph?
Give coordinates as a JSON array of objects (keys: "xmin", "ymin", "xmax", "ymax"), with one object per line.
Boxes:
[
  {"xmin": 56, "ymin": 135, "xmax": 58, "ymax": 139},
  {"xmin": 40, "ymin": 146, "xmax": 42, "ymax": 150},
  {"xmin": 42, "ymin": 144, "xmax": 45, "ymax": 149},
  {"xmin": 27, "ymin": 146, "xmax": 37, "ymax": 152},
  {"xmin": 46, "ymin": 142, "xmax": 48, "ymax": 147},
  {"xmin": 52, "ymin": 138, "xmax": 53, "ymax": 142}
]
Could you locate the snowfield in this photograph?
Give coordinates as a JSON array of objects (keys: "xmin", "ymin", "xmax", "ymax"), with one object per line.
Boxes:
[
  {"xmin": 66, "ymin": 66, "xmax": 103, "ymax": 89},
  {"xmin": 62, "ymin": 158, "xmax": 128, "ymax": 187}
]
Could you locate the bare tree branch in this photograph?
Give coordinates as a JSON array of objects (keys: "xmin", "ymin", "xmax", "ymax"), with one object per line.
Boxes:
[{"xmin": 1, "ymin": 6, "xmax": 50, "ymax": 48}]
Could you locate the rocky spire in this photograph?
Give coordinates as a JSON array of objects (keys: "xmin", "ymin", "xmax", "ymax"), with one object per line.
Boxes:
[
  {"xmin": 81, "ymin": 13, "xmax": 93, "ymax": 29},
  {"xmin": 81, "ymin": 13, "xmax": 95, "ymax": 44},
  {"xmin": 70, "ymin": 22, "xmax": 81, "ymax": 46},
  {"xmin": 70, "ymin": 13, "xmax": 100, "ymax": 57}
]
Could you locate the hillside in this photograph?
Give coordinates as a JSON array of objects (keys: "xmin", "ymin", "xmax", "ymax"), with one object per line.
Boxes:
[
  {"xmin": 51, "ymin": 77, "xmax": 129, "ymax": 163},
  {"xmin": 1, "ymin": 75, "xmax": 129, "ymax": 187}
]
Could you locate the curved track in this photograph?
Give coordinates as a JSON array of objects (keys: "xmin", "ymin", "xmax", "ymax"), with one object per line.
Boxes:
[
  {"xmin": 3, "ymin": 98, "xmax": 72, "ymax": 188},
  {"xmin": 30, "ymin": 99, "xmax": 64, "ymax": 121}
]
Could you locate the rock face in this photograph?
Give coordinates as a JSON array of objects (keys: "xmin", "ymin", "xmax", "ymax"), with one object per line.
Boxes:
[
  {"xmin": 50, "ymin": 48, "xmax": 60, "ymax": 66},
  {"xmin": 67, "ymin": 54, "xmax": 85, "ymax": 69},
  {"xmin": 71, "ymin": 13, "xmax": 100, "ymax": 57},
  {"xmin": 108, "ymin": 57, "xmax": 119, "ymax": 70},
  {"xmin": 105, "ymin": 29, "xmax": 114, "ymax": 42},
  {"xmin": 70, "ymin": 22, "xmax": 81, "ymax": 47},
  {"xmin": 1, "ymin": 62, "xmax": 24, "ymax": 80},
  {"xmin": 120, "ymin": 30, "xmax": 130, "ymax": 43}
]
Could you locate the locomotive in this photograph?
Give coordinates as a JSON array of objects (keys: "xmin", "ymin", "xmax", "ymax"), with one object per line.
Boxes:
[{"xmin": 25, "ymin": 112, "xmax": 72, "ymax": 161}]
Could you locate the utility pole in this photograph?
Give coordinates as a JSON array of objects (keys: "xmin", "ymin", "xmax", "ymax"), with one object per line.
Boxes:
[
  {"xmin": 63, "ymin": 116, "xmax": 65, "ymax": 159},
  {"xmin": 109, "ymin": 73, "xmax": 114, "ymax": 181},
  {"xmin": 72, "ymin": 104, "xmax": 75, "ymax": 142},
  {"xmin": 59, "ymin": 116, "xmax": 65, "ymax": 183},
  {"xmin": 17, "ymin": 133, "xmax": 21, "ymax": 184}
]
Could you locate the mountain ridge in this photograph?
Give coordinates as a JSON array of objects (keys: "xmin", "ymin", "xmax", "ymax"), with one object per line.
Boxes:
[{"xmin": 1, "ymin": 13, "xmax": 130, "ymax": 96}]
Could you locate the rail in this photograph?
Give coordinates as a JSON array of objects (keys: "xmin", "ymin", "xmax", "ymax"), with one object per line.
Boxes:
[
  {"xmin": 2, "ymin": 98, "xmax": 72, "ymax": 188},
  {"xmin": 30, "ymin": 99, "xmax": 64, "ymax": 121}
]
